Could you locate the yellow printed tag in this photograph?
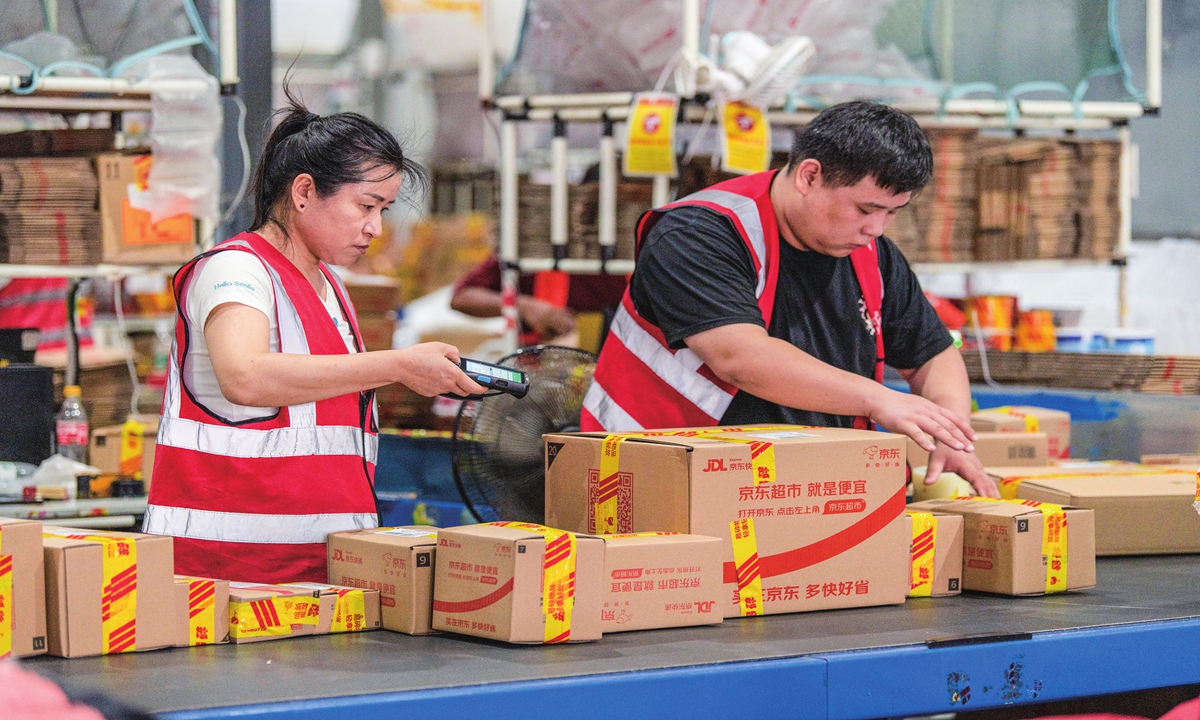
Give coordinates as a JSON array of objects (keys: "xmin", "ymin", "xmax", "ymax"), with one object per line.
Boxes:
[
  {"xmin": 595, "ymin": 434, "xmax": 624, "ymax": 534},
  {"xmin": 489, "ymin": 522, "xmax": 577, "ymax": 643},
  {"xmin": 720, "ymin": 101, "xmax": 771, "ymax": 175},
  {"xmin": 43, "ymin": 529, "xmax": 138, "ymax": 654},
  {"xmin": 229, "ymin": 595, "xmax": 320, "ymax": 639},
  {"xmin": 0, "ymin": 550, "xmax": 11, "ymax": 660},
  {"xmin": 906, "ymin": 511, "xmax": 937, "ymax": 597},
  {"xmin": 186, "ymin": 579, "xmax": 217, "ymax": 646},
  {"xmin": 119, "ymin": 418, "xmax": 146, "ymax": 478},
  {"xmin": 966, "ymin": 498, "xmax": 1068, "ymax": 594},
  {"xmin": 624, "ymin": 93, "xmax": 678, "ymax": 177},
  {"xmin": 331, "ymin": 589, "xmax": 367, "ymax": 633},
  {"xmin": 729, "ymin": 518, "xmax": 763, "ymax": 617}
]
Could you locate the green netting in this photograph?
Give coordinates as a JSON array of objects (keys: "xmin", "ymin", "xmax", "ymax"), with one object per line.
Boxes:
[
  {"xmin": 497, "ymin": 0, "xmax": 1143, "ymax": 109},
  {"xmin": 0, "ymin": 0, "xmax": 214, "ymax": 89}
]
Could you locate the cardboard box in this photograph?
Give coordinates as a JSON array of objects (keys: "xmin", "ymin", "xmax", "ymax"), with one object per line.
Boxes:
[
  {"xmin": 0, "ymin": 518, "xmax": 47, "ymax": 657},
  {"xmin": 344, "ymin": 277, "xmax": 401, "ymax": 314},
  {"xmin": 97, "ymin": 153, "xmax": 196, "ymax": 265},
  {"xmin": 172, "ymin": 576, "xmax": 230, "ymax": 647},
  {"xmin": 907, "ymin": 432, "xmax": 1049, "ymax": 470},
  {"xmin": 971, "ymin": 406, "xmax": 1070, "ymax": 459},
  {"xmin": 226, "ymin": 582, "xmax": 337, "ymax": 643},
  {"xmin": 279, "ymin": 583, "xmax": 381, "ymax": 633},
  {"xmin": 356, "ymin": 312, "xmax": 396, "ymax": 352},
  {"xmin": 432, "ymin": 523, "xmax": 604, "ymax": 644},
  {"xmin": 904, "ymin": 511, "xmax": 963, "ymax": 597},
  {"xmin": 327, "ymin": 526, "xmax": 438, "ymax": 635},
  {"xmin": 545, "ymin": 425, "xmax": 910, "ymax": 618},
  {"xmin": 89, "ymin": 416, "xmax": 159, "ymax": 488},
  {"xmin": 908, "ymin": 498, "xmax": 1095, "ymax": 595},
  {"xmin": 600, "ymin": 533, "xmax": 723, "ymax": 633},
  {"xmin": 985, "ymin": 467, "xmax": 1200, "ymax": 555},
  {"xmin": 1141, "ymin": 453, "xmax": 1200, "ymax": 468},
  {"xmin": 41, "ymin": 526, "xmax": 175, "ymax": 657}
]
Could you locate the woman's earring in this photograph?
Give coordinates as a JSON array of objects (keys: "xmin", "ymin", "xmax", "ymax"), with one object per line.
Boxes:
[{"xmin": 300, "ymin": 204, "xmax": 305, "ymax": 208}]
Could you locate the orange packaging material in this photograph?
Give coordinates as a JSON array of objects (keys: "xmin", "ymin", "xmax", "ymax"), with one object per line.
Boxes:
[
  {"xmin": 1014, "ymin": 310, "xmax": 1057, "ymax": 352},
  {"xmin": 600, "ymin": 533, "xmax": 723, "ymax": 633},
  {"xmin": 964, "ymin": 295, "xmax": 1017, "ymax": 351},
  {"xmin": 432, "ymin": 523, "xmax": 604, "ymax": 644},
  {"xmin": 907, "ymin": 432, "xmax": 1049, "ymax": 470},
  {"xmin": 327, "ymin": 527, "xmax": 439, "ymax": 635},
  {"xmin": 0, "ymin": 518, "xmax": 47, "ymax": 658},
  {"xmin": 226, "ymin": 582, "xmax": 339, "ymax": 644},
  {"xmin": 908, "ymin": 498, "xmax": 1095, "ymax": 596},
  {"xmin": 971, "ymin": 406, "xmax": 1071, "ymax": 459},
  {"xmin": 545, "ymin": 425, "xmax": 909, "ymax": 618},
  {"xmin": 172, "ymin": 576, "xmax": 229, "ymax": 647},
  {"xmin": 41, "ymin": 527, "xmax": 175, "ymax": 657},
  {"xmin": 904, "ymin": 511, "xmax": 963, "ymax": 598},
  {"xmin": 97, "ymin": 154, "xmax": 195, "ymax": 264},
  {"xmin": 984, "ymin": 465, "xmax": 1200, "ymax": 555}
]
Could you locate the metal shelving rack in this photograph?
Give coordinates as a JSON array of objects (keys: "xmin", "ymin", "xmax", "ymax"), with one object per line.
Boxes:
[
  {"xmin": 0, "ymin": 0, "xmax": 240, "ymax": 384},
  {"xmin": 478, "ymin": 0, "xmax": 1164, "ymax": 351}
]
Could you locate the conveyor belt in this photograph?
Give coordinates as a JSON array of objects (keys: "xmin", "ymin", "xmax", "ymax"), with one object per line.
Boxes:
[{"xmin": 26, "ymin": 556, "xmax": 1200, "ymax": 719}]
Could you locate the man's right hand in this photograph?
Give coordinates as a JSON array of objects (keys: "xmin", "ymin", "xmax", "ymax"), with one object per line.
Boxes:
[
  {"xmin": 395, "ymin": 343, "xmax": 486, "ymax": 398},
  {"xmin": 521, "ymin": 300, "xmax": 576, "ymax": 337},
  {"xmin": 867, "ymin": 387, "xmax": 976, "ymax": 454}
]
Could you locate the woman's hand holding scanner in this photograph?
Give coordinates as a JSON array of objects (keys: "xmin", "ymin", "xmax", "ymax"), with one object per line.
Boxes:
[{"xmin": 395, "ymin": 342, "xmax": 486, "ymax": 398}]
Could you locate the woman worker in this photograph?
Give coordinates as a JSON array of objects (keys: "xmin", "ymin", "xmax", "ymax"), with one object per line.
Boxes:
[{"xmin": 144, "ymin": 94, "xmax": 485, "ymax": 583}]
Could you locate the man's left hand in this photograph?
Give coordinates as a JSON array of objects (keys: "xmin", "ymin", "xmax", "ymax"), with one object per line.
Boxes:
[{"xmin": 925, "ymin": 443, "xmax": 1000, "ymax": 498}]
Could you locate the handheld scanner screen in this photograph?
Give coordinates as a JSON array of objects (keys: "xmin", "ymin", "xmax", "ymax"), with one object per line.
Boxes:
[{"xmin": 461, "ymin": 358, "xmax": 529, "ymax": 398}]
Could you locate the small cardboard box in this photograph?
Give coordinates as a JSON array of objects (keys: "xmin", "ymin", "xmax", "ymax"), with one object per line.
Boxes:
[
  {"xmin": 226, "ymin": 582, "xmax": 337, "ymax": 643},
  {"xmin": 904, "ymin": 511, "xmax": 963, "ymax": 597},
  {"xmin": 278, "ymin": 582, "xmax": 381, "ymax": 634},
  {"xmin": 600, "ymin": 533, "xmax": 723, "ymax": 633},
  {"xmin": 41, "ymin": 526, "xmax": 175, "ymax": 657},
  {"xmin": 344, "ymin": 277, "xmax": 401, "ymax": 314},
  {"xmin": 172, "ymin": 576, "xmax": 230, "ymax": 647},
  {"xmin": 907, "ymin": 498, "xmax": 1095, "ymax": 595},
  {"xmin": 1141, "ymin": 453, "xmax": 1200, "ymax": 468},
  {"xmin": 545, "ymin": 425, "xmax": 909, "ymax": 618},
  {"xmin": 907, "ymin": 432, "xmax": 1049, "ymax": 470},
  {"xmin": 0, "ymin": 518, "xmax": 47, "ymax": 657},
  {"xmin": 432, "ymin": 524, "xmax": 604, "ymax": 644},
  {"xmin": 97, "ymin": 153, "xmax": 196, "ymax": 265},
  {"xmin": 986, "ymin": 468, "xmax": 1200, "ymax": 555},
  {"xmin": 971, "ymin": 407, "xmax": 1070, "ymax": 459},
  {"xmin": 355, "ymin": 312, "xmax": 396, "ymax": 352},
  {"xmin": 327, "ymin": 526, "xmax": 438, "ymax": 635},
  {"xmin": 89, "ymin": 416, "xmax": 159, "ymax": 488}
]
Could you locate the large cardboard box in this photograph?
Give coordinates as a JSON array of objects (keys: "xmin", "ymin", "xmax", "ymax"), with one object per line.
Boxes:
[
  {"xmin": 327, "ymin": 526, "xmax": 438, "ymax": 635},
  {"xmin": 904, "ymin": 511, "xmax": 963, "ymax": 598},
  {"xmin": 0, "ymin": 518, "xmax": 47, "ymax": 657},
  {"xmin": 172, "ymin": 576, "xmax": 230, "ymax": 647},
  {"xmin": 985, "ymin": 467, "xmax": 1200, "ymax": 555},
  {"xmin": 908, "ymin": 498, "xmax": 1095, "ymax": 595},
  {"xmin": 907, "ymin": 432, "xmax": 1049, "ymax": 470},
  {"xmin": 600, "ymin": 533, "xmax": 723, "ymax": 633},
  {"xmin": 279, "ymin": 583, "xmax": 381, "ymax": 634},
  {"xmin": 545, "ymin": 425, "xmax": 910, "ymax": 618},
  {"xmin": 41, "ymin": 526, "xmax": 175, "ymax": 657},
  {"xmin": 432, "ymin": 523, "xmax": 604, "ymax": 644},
  {"xmin": 227, "ymin": 582, "xmax": 337, "ymax": 643},
  {"xmin": 89, "ymin": 416, "xmax": 159, "ymax": 488},
  {"xmin": 97, "ymin": 153, "xmax": 196, "ymax": 265},
  {"xmin": 971, "ymin": 407, "xmax": 1070, "ymax": 459}
]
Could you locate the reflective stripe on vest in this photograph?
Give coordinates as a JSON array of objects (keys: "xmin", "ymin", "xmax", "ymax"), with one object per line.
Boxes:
[
  {"xmin": 156, "ymin": 415, "xmax": 378, "ymax": 459},
  {"xmin": 583, "ymin": 170, "xmax": 885, "ymax": 432},
  {"xmin": 143, "ymin": 506, "xmax": 377, "ymax": 545}
]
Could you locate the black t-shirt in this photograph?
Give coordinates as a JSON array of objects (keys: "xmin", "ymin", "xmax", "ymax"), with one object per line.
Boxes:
[{"xmin": 629, "ymin": 205, "xmax": 952, "ymax": 428}]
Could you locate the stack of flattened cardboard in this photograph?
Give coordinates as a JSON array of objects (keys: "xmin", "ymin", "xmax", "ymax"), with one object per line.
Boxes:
[
  {"xmin": 0, "ymin": 158, "xmax": 102, "ymax": 265},
  {"xmin": 570, "ymin": 181, "xmax": 653, "ymax": 260},
  {"xmin": 892, "ymin": 128, "xmax": 978, "ymax": 263},
  {"xmin": 960, "ymin": 350, "xmax": 1200, "ymax": 396},
  {"xmin": 43, "ymin": 347, "xmax": 139, "ymax": 429}
]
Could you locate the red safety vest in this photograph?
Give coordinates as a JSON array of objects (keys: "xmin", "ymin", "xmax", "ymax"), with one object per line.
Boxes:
[
  {"xmin": 0, "ymin": 277, "xmax": 93, "ymax": 351},
  {"xmin": 581, "ymin": 170, "xmax": 885, "ymax": 432},
  {"xmin": 144, "ymin": 233, "xmax": 379, "ymax": 584}
]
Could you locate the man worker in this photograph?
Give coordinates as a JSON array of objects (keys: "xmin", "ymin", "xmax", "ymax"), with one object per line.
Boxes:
[{"xmin": 582, "ymin": 100, "xmax": 997, "ymax": 497}]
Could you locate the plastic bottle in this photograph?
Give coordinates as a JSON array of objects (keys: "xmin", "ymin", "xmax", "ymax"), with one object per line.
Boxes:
[
  {"xmin": 56, "ymin": 385, "xmax": 89, "ymax": 463},
  {"xmin": 0, "ymin": 461, "xmax": 36, "ymax": 496}
]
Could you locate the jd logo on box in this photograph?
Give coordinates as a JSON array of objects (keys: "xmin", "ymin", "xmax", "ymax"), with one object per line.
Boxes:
[
  {"xmin": 696, "ymin": 601, "xmax": 716, "ymax": 613},
  {"xmin": 703, "ymin": 459, "xmax": 728, "ymax": 473},
  {"xmin": 331, "ymin": 549, "xmax": 345, "ymax": 561}
]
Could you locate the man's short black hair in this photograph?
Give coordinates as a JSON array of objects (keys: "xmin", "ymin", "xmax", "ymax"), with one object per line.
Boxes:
[{"xmin": 788, "ymin": 100, "xmax": 932, "ymax": 194}]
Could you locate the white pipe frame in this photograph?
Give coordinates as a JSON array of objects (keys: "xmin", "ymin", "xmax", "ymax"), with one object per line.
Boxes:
[
  {"xmin": 219, "ymin": 0, "xmax": 239, "ymax": 87},
  {"xmin": 550, "ymin": 118, "xmax": 569, "ymax": 258},
  {"xmin": 499, "ymin": 119, "xmax": 521, "ymax": 352},
  {"xmin": 598, "ymin": 117, "xmax": 618, "ymax": 255},
  {"xmin": 1145, "ymin": 0, "xmax": 1162, "ymax": 109}
]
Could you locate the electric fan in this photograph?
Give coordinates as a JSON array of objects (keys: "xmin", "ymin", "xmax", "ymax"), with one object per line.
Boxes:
[
  {"xmin": 451, "ymin": 345, "xmax": 598, "ymax": 523},
  {"xmin": 694, "ymin": 31, "xmax": 817, "ymax": 108}
]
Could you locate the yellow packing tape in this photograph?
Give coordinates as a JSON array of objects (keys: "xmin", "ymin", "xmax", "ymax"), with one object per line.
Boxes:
[
  {"xmin": 43, "ymin": 528, "xmax": 138, "ymax": 654},
  {"xmin": 991, "ymin": 406, "xmax": 1039, "ymax": 433},
  {"xmin": 906, "ymin": 511, "xmax": 937, "ymax": 597},
  {"xmin": 0, "ymin": 522, "xmax": 10, "ymax": 658},
  {"xmin": 229, "ymin": 595, "xmax": 321, "ymax": 639},
  {"xmin": 729, "ymin": 518, "xmax": 763, "ymax": 616},
  {"xmin": 595, "ymin": 434, "xmax": 623, "ymax": 534},
  {"xmin": 702, "ymin": 435, "xmax": 777, "ymax": 485},
  {"xmin": 998, "ymin": 468, "xmax": 1196, "ymax": 500},
  {"xmin": 490, "ymin": 522, "xmax": 577, "ymax": 643},
  {"xmin": 1194, "ymin": 469, "xmax": 1200, "ymax": 515},
  {"xmin": 331, "ymin": 589, "xmax": 367, "ymax": 633},
  {"xmin": 967, "ymin": 498, "xmax": 1068, "ymax": 594},
  {"xmin": 186, "ymin": 579, "xmax": 217, "ymax": 646}
]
